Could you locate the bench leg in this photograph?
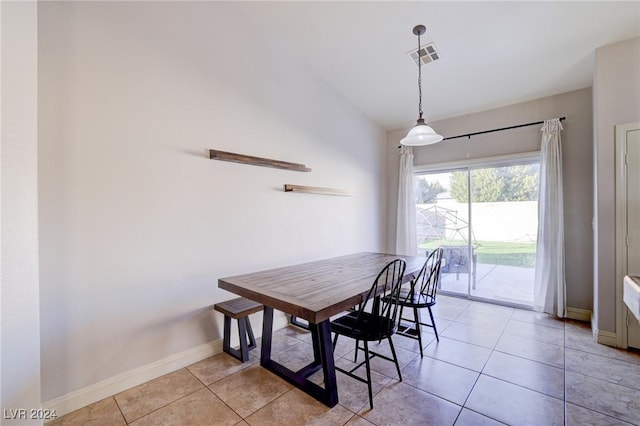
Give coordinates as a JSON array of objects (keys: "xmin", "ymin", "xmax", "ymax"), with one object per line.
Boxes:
[
  {"xmin": 222, "ymin": 316, "xmax": 234, "ymax": 358},
  {"xmin": 238, "ymin": 317, "xmax": 249, "ymax": 362},
  {"xmin": 223, "ymin": 315, "xmax": 256, "ymax": 363},
  {"xmin": 245, "ymin": 316, "xmax": 257, "ymax": 351}
]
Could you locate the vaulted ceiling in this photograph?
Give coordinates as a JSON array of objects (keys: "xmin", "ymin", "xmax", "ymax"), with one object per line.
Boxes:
[{"xmin": 236, "ymin": 1, "xmax": 640, "ymax": 130}]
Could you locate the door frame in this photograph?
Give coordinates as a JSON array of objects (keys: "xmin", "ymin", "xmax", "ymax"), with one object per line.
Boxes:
[
  {"xmin": 615, "ymin": 122, "xmax": 640, "ymax": 348},
  {"xmin": 414, "ymin": 151, "xmax": 541, "ymax": 308}
]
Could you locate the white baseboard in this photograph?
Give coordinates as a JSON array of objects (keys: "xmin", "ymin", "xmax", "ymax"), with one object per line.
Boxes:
[
  {"xmin": 595, "ymin": 329, "xmax": 618, "ymax": 347},
  {"xmin": 43, "ymin": 315, "xmax": 289, "ymax": 418},
  {"xmin": 566, "ymin": 307, "xmax": 592, "ymax": 322}
]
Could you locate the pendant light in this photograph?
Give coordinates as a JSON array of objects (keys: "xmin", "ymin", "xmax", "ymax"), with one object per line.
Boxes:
[{"xmin": 400, "ymin": 25, "xmax": 443, "ymax": 146}]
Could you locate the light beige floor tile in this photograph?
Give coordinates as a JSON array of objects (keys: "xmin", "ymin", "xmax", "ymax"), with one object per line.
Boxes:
[
  {"xmin": 332, "ymin": 333, "xmax": 360, "ymax": 357},
  {"xmin": 359, "ymin": 382, "xmax": 461, "ymax": 425},
  {"xmin": 465, "ymin": 302, "xmax": 514, "ymax": 319},
  {"xmin": 565, "ymin": 403, "xmax": 634, "ymax": 426},
  {"xmin": 52, "ymin": 304, "xmax": 640, "ymax": 426},
  {"xmin": 271, "ymin": 341, "xmax": 316, "ymax": 372},
  {"xmin": 494, "ymin": 333, "xmax": 564, "ymax": 368},
  {"xmin": 566, "ymin": 348, "xmax": 640, "ymax": 391},
  {"xmin": 482, "ymin": 351, "xmax": 564, "ymax": 399},
  {"xmin": 442, "ymin": 322, "xmax": 502, "ymax": 349},
  {"xmin": 307, "ymin": 366, "xmax": 389, "ymax": 414},
  {"xmin": 341, "ymin": 338, "xmax": 417, "ymax": 379},
  {"xmin": 114, "ymin": 368, "xmax": 203, "ymax": 423},
  {"xmin": 510, "ymin": 309, "xmax": 565, "ymax": 329},
  {"xmin": 431, "ymin": 303, "xmax": 467, "ymax": 321},
  {"xmin": 565, "ymin": 322, "xmax": 640, "ymax": 366},
  {"xmin": 465, "ymin": 375, "xmax": 563, "ymax": 425},
  {"xmin": 452, "ymin": 310, "xmax": 510, "ymax": 332},
  {"xmin": 244, "ymin": 388, "xmax": 354, "ymax": 426},
  {"xmin": 503, "ymin": 319, "xmax": 565, "ymax": 346},
  {"xmin": 323, "ymin": 356, "xmax": 393, "ymax": 413},
  {"xmin": 437, "ymin": 295, "xmax": 473, "ymax": 309},
  {"xmin": 256, "ymin": 330, "xmax": 305, "ymax": 356},
  {"xmin": 566, "ymin": 371, "xmax": 640, "ymax": 424},
  {"xmin": 48, "ymin": 397, "xmax": 125, "ymax": 426},
  {"xmin": 187, "ymin": 352, "xmax": 256, "ymax": 385},
  {"xmin": 344, "ymin": 415, "xmax": 376, "ymax": 426},
  {"xmin": 422, "ymin": 337, "xmax": 492, "ymax": 372},
  {"xmin": 278, "ymin": 324, "xmax": 312, "ymax": 342},
  {"xmin": 208, "ymin": 364, "xmax": 292, "ymax": 418},
  {"xmin": 402, "ymin": 355, "xmax": 480, "ymax": 405},
  {"xmin": 129, "ymin": 388, "xmax": 241, "ymax": 426},
  {"xmin": 454, "ymin": 408, "xmax": 505, "ymax": 426},
  {"xmin": 392, "ymin": 328, "xmax": 437, "ymax": 354}
]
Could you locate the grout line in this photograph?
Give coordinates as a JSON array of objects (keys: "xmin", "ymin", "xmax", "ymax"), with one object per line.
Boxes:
[
  {"xmin": 111, "ymin": 396, "xmax": 129, "ymax": 426},
  {"xmin": 201, "ymin": 386, "xmax": 242, "ymax": 422}
]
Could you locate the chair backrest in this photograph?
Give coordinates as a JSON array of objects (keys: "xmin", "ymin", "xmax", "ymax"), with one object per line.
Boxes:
[
  {"xmin": 354, "ymin": 258, "xmax": 407, "ymax": 326},
  {"xmin": 412, "ymin": 247, "xmax": 444, "ymax": 299}
]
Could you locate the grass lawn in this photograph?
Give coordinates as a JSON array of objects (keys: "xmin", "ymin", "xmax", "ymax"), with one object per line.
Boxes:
[{"xmin": 419, "ymin": 239, "xmax": 537, "ymax": 268}]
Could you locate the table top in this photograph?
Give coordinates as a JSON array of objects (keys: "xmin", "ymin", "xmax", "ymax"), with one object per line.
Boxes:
[{"xmin": 218, "ymin": 252, "xmax": 425, "ymax": 323}]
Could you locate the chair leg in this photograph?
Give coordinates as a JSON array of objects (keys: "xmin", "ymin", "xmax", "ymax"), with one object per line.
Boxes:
[
  {"xmin": 388, "ymin": 336, "xmax": 402, "ymax": 382},
  {"xmin": 354, "ymin": 339, "xmax": 359, "ymax": 363},
  {"xmin": 398, "ymin": 305, "xmax": 405, "ymax": 330},
  {"xmin": 413, "ymin": 307, "xmax": 423, "ymax": 358},
  {"xmin": 428, "ymin": 306, "xmax": 439, "ymax": 341},
  {"xmin": 332, "ymin": 332, "xmax": 339, "ymax": 350},
  {"xmin": 363, "ymin": 341, "xmax": 373, "ymax": 409}
]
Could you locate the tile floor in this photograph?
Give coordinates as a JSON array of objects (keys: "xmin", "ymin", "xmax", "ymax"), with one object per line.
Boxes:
[{"xmin": 50, "ymin": 295, "xmax": 640, "ymax": 425}]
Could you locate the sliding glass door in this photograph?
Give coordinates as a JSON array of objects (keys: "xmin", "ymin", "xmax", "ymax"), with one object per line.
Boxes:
[{"xmin": 415, "ymin": 158, "xmax": 539, "ymax": 307}]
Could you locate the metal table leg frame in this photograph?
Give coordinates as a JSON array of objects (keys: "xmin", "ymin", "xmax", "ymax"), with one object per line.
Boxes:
[{"xmin": 260, "ymin": 307, "xmax": 338, "ymax": 407}]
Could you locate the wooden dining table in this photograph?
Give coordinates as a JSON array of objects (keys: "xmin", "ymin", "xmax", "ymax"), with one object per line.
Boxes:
[{"xmin": 218, "ymin": 252, "xmax": 425, "ymax": 407}]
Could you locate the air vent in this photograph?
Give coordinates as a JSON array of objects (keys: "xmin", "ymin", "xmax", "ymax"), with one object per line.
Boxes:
[{"xmin": 409, "ymin": 42, "xmax": 440, "ymax": 66}]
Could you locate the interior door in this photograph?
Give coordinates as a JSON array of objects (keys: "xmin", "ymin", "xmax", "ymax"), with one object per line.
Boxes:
[{"xmin": 626, "ymin": 126, "xmax": 640, "ymax": 349}]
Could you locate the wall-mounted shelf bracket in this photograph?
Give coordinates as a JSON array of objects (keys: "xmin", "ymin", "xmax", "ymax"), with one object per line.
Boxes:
[
  {"xmin": 209, "ymin": 150, "xmax": 311, "ymax": 172},
  {"xmin": 284, "ymin": 184, "xmax": 353, "ymax": 197}
]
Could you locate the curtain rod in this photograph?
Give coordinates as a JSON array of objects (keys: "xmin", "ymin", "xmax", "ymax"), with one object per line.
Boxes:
[{"xmin": 443, "ymin": 116, "xmax": 566, "ymax": 141}]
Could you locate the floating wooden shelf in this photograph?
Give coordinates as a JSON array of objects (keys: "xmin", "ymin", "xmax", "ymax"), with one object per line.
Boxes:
[
  {"xmin": 209, "ymin": 150, "xmax": 311, "ymax": 172},
  {"xmin": 284, "ymin": 184, "xmax": 353, "ymax": 197}
]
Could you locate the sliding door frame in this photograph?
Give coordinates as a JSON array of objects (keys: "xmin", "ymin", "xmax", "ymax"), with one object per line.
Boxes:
[{"xmin": 414, "ymin": 151, "xmax": 541, "ymax": 309}]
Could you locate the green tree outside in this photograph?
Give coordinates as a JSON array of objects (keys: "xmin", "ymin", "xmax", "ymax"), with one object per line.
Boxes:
[{"xmin": 450, "ymin": 165, "xmax": 539, "ymax": 203}]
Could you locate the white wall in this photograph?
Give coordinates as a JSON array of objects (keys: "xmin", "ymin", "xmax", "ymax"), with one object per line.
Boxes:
[
  {"xmin": 38, "ymin": 2, "xmax": 386, "ymax": 403},
  {"xmin": 1, "ymin": 1, "xmax": 42, "ymax": 424},
  {"xmin": 387, "ymin": 88, "xmax": 594, "ymax": 311},
  {"xmin": 593, "ymin": 37, "xmax": 640, "ymax": 334}
]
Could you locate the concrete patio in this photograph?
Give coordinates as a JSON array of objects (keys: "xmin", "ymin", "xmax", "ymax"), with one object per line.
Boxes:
[{"xmin": 439, "ymin": 262, "xmax": 534, "ymax": 307}]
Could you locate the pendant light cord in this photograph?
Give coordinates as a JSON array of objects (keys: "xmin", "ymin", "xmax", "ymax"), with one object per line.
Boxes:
[{"xmin": 417, "ymin": 30, "xmax": 423, "ymax": 120}]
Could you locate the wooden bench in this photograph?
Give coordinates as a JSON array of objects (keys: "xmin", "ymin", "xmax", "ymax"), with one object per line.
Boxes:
[{"xmin": 214, "ymin": 297, "xmax": 263, "ymax": 362}]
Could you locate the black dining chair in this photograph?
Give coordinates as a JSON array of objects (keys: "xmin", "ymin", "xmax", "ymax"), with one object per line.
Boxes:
[
  {"xmin": 330, "ymin": 258, "xmax": 406, "ymax": 409},
  {"xmin": 389, "ymin": 247, "xmax": 443, "ymax": 358}
]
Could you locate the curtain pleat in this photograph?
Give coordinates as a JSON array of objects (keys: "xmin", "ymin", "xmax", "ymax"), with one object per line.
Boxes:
[
  {"xmin": 533, "ymin": 118, "xmax": 566, "ymax": 317},
  {"xmin": 396, "ymin": 147, "xmax": 417, "ymax": 256}
]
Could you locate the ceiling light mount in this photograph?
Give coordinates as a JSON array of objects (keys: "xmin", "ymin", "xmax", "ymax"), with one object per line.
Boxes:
[{"xmin": 400, "ymin": 24, "xmax": 443, "ymax": 146}]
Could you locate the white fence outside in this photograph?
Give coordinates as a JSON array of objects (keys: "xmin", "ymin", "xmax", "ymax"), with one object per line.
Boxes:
[{"xmin": 416, "ymin": 199, "xmax": 538, "ymax": 244}]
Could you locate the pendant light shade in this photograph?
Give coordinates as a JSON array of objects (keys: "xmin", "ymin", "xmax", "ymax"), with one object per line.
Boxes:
[
  {"xmin": 401, "ymin": 25, "xmax": 443, "ymax": 146},
  {"xmin": 400, "ymin": 119, "xmax": 443, "ymax": 146}
]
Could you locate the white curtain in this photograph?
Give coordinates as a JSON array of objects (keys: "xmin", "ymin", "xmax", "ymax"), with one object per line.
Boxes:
[
  {"xmin": 396, "ymin": 146, "xmax": 417, "ymax": 256},
  {"xmin": 533, "ymin": 118, "xmax": 566, "ymax": 317}
]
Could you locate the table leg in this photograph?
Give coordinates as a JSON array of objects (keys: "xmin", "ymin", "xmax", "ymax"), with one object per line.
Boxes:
[
  {"xmin": 260, "ymin": 306, "xmax": 273, "ymax": 363},
  {"xmin": 258, "ymin": 310, "xmax": 338, "ymax": 407},
  {"xmin": 315, "ymin": 320, "xmax": 338, "ymax": 406}
]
